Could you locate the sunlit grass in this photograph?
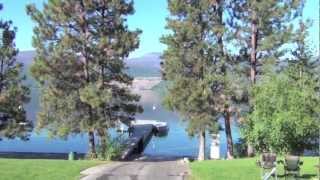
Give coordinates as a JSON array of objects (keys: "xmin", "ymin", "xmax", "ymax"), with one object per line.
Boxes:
[
  {"xmin": 190, "ymin": 157, "xmax": 319, "ymax": 180},
  {"xmin": 0, "ymin": 158, "xmax": 106, "ymax": 180}
]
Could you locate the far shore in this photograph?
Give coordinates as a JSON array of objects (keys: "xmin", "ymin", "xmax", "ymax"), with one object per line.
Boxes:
[{"xmin": 131, "ymin": 76, "xmax": 162, "ymax": 91}]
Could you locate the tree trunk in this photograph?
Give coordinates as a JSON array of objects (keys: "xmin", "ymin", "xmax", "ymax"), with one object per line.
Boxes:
[
  {"xmin": 247, "ymin": 11, "xmax": 258, "ymax": 157},
  {"xmin": 0, "ymin": 58, "xmax": 4, "ymax": 93},
  {"xmin": 78, "ymin": 1, "xmax": 98, "ymax": 159},
  {"xmin": 97, "ymin": 128, "xmax": 107, "ymax": 159},
  {"xmin": 88, "ymin": 130, "xmax": 97, "ymax": 158},
  {"xmin": 224, "ymin": 107, "xmax": 234, "ymax": 159},
  {"xmin": 198, "ymin": 130, "xmax": 206, "ymax": 161},
  {"xmin": 250, "ymin": 13, "xmax": 258, "ymax": 84},
  {"xmin": 215, "ymin": 0, "xmax": 235, "ymax": 159}
]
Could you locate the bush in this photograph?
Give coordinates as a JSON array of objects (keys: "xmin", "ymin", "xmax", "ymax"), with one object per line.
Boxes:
[
  {"xmin": 233, "ymin": 138, "xmax": 247, "ymax": 158},
  {"xmin": 243, "ymin": 66, "xmax": 320, "ymax": 154},
  {"xmin": 96, "ymin": 135, "xmax": 126, "ymax": 161}
]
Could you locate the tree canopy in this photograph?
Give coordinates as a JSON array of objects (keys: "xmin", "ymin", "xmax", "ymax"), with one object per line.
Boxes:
[
  {"xmin": 26, "ymin": 0, "xmax": 142, "ymax": 157},
  {"xmin": 0, "ymin": 4, "xmax": 31, "ymax": 140},
  {"xmin": 246, "ymin": 65, "xmax": 319, "ymax": 154},
  {"xmin": 161, "ymin": 0, "xmax": 234, "ymax": 160}
]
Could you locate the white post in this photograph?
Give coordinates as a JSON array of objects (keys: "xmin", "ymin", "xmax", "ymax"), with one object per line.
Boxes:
[{"xmin": 210, "ymin": 133, "xmax": 220, "ymax": 159}]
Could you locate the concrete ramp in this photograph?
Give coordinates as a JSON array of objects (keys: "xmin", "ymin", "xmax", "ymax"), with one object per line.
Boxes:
[
  {"xmin": 120, "ymin": 124, "xmax": 154, "ymax": 160},
  {"xmin": 80, "ymin": 156, "xmax": 190, "ymax": 180}
]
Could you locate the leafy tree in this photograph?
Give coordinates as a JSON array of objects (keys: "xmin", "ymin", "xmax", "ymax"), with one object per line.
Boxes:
[
  {"xmin": 227, "ymin": 0, "xmax": 305, "ymax": 156},
  {"xmin": 247, "ymin": 65, "xmax": 319, "ymax": 154},
  {"xmin": 26, "ymin": 0, "xmax": 141, "ymax": 158},
  {"xmin": 246, "ymin": 20, "xmax": 320, "ymax": 154},
  {"xmin": 0, "ymin": 4, "xmax": 31, "ymax": 140}
]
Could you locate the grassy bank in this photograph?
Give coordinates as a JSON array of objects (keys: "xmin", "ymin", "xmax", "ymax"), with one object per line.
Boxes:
[
  {"xmin": 190, "ymin": 157, "xmax": 319, "ymax": 180},
  {"xmin": 0, "ymin": 158, "xmax": 105, "ymax": 180}
]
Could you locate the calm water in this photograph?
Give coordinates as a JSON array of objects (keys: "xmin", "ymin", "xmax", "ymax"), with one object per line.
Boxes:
[{"xmin": 0, "ymin": 87, "xmax": 240, "ymax": 158}]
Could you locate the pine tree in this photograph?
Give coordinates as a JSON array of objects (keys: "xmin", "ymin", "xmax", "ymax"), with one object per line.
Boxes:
[
  {"xmin": 289, "ymin": 20, "xmax": 319, "ymax": 77},
  {"xmin": 227, "ymin": 0, "xmax": 305, "ymax": 156},
  {"xmin": 26, "ymin": 0, "xmax": 141, "ymax": 158},
  {"xmin": 0, "ymin": 4, "xmax": 31, "ymax": 140},
  {"xmin": 161, "ymin": 0, "xmax": 231, "ymax": 160},
  {"xmin": 214, "ymin": 0, "xmax": 241, "ymax": 160}
]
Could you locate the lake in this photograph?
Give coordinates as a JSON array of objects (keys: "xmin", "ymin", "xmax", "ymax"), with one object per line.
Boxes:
[{"xmin": 0, "ymin": 85, "xmax": 240, "ymax": 158}]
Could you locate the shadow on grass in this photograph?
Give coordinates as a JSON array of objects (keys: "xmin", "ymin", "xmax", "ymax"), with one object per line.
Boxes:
[
  {"xmin": 276, "ymin": 173, "xmax": 317, "ymax": 179},
  {"xmin": 300, "ymin": 174, "xmax": 317, "ymax": 178}
]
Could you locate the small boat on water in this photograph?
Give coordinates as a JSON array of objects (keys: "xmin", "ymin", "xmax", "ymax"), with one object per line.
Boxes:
[{"xmin": 131, "ymin": 119, "xmax": 169, "ymax": 136}]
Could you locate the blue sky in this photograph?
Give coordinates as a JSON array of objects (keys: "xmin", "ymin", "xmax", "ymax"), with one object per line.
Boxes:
[{"xmin": 0, "ymin": 0, "xmax": 319, "ymax": 58}]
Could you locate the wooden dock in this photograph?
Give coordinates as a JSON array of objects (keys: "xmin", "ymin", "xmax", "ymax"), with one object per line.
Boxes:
[{"xmin": 120, "ymin": 124, "xmax": 154, "ymax": 160}]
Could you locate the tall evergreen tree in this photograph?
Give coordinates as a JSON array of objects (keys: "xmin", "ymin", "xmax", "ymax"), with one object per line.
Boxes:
[
  {"xmin": 27, "ymin": 0, "xmax": 141, "ymax": 158},
  {"xmin": 207, "ymin": 0, "xmax": 234, "ymax": 160},
  {"xmin": 161, "ymin": 0, "xmax": 232, "ymax": 160},
  {"xmin": 0, "ymin": 4, "xmax": 31, "ymax": 140},
  {"xmin": 227, "ymin": 0, "xmax": 305, "ymax": 156},
  {"xmin": 213, "ymin": 0, "xmax": 247, "ymax": 160},
  {"xmin": 289, "ymin": 20, "xmax": 319, "ymax": 76}
]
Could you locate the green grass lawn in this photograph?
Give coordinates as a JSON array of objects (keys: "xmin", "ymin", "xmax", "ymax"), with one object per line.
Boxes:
[
  {"xmin": 0, "ymin": 158, "xmax": 105, "ymax": 180},
  {"xmin": 190, "ymin": 157, "xmax": 319, "ymax": 180}
]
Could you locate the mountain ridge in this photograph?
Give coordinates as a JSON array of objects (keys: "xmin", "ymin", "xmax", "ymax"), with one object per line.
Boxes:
[{"xmin": 17, "ymin": 50, "xmax": 162, "ymax": 77}]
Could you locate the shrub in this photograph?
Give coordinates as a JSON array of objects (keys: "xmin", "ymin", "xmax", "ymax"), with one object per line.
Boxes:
[
  {"xmin": 233, "ymin": 138, "xmax": 247, "ymax": 158},
  {"xmin": 96, "ymin": 135, "xmax": 126, "ymax": 161}
]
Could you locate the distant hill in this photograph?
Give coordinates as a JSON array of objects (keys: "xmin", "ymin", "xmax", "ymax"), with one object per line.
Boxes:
[
  {"xmin": 126, "ymin": 52, "xmax": 162, "ymax": 77},
  {"xmin": 17, "ymin": 50, "xmax": 35, "ymax": 66},
  {"xmin": 16, "ymin": 51, "xmax": 162, "ymax": 77}
]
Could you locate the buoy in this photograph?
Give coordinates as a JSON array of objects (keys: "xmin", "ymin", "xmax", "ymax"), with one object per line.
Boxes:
[{"xmin": 19, "ymin": 122, "xmax": 27, "ymax": 126}]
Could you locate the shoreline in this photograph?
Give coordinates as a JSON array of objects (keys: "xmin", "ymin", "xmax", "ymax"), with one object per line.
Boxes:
[
  {"xmin": 131, "ymin": 76, "xmax": 162, "ymax": 91},
  {"xmin": 0, "ymin": 151, "xmax": 86, "ymax": 160}
]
